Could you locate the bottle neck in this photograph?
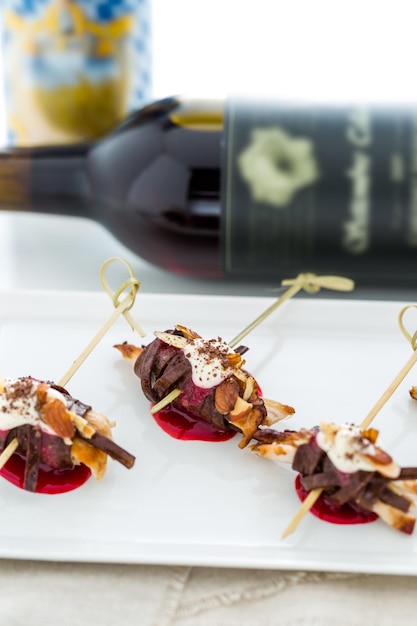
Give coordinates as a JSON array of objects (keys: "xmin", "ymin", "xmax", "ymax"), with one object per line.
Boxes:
[{"xmin": 0, "ymin": 143, "xmax": 90, "ymax": 217}]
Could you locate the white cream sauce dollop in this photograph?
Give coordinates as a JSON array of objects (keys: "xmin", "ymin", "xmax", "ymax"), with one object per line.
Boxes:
[
  {"xmin": 316, "ymin": 423, "xmax": 380, "ymax": 474},
  {"xmin": 0, "ymin": 377, "xmax": 65, "ymax": 434},
  {"xmin": 154, "ymin": 332, "xmax": 239, "ymax": 389}
]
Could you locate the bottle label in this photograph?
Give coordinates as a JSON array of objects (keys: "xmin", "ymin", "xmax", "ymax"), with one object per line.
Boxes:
[
  {"xmin": 2, "ymin": 0, "xmax": 151, "ymax": 146},
  {"xmin": 221, "ymin": 98, "xmax": 417, "ymax": 280}
]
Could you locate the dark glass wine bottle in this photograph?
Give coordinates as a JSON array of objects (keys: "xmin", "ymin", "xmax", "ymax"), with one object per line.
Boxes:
[{"xmin": 1, "ymin": 95, "xmax": 417, "ymax": 286}]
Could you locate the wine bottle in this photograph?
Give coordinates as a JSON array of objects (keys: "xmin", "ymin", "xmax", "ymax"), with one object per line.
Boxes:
[{"xmin": 1, "ymin": 95, "xmax": 417, "ymax": 286}]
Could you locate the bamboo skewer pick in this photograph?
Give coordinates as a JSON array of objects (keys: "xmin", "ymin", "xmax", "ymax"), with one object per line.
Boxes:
[
  {"xmin": 281, "ymin": 489, "xmax": 322, "ymax": 539},
  {"xmin": 150, "ymin": 389, "xmax": 182, "ymax": 414},
  {"xmin": 281, "ymin": 304, "xmax": 417, "ymax": 539},
  {"xmin": 228, "ymin": 273, "xmax": 354, "ymax": 348},
  {"xmin": 0, "ymin": 437, "xmax": 18, "ymax": 472},
  {"xmin": 59, "ymin": 257, "xmax": 145, "ymax": 388},
  {"xmin": 100, "ymin": 257, "xmax": 146, "ymax": 337}
]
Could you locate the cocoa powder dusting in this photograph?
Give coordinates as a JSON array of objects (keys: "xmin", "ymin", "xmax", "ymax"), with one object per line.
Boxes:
[{"xmin": 3, "ymin": 378, "xmax": 39, "ymax": 420}]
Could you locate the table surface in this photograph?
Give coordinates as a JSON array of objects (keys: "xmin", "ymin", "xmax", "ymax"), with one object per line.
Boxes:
[
  {"xmin": 1, "ymin": 211, "xmax": 417, "ymax": 626},
  {"xmin": 2, "ymin": 212, "xmax": 417, "ymax": 301}
]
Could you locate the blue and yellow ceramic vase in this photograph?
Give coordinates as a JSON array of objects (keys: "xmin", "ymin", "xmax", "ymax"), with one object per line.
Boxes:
[{"xmin": 2, "ymin": 0, "xmax": 151, "ymax": 145}]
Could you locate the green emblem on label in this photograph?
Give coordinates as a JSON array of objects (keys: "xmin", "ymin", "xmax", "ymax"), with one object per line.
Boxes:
[{"xmin": 237, "ymin": 126, "xmax": 320, "ymax": 208}]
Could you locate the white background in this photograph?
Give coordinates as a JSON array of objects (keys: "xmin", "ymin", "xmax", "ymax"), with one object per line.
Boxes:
[
  {"xmin": 2, "ymin": 0, "xmax": 417, "ymax": 130},
  {"xmin": 151, "ymin": 0, "xmax": 417, "ymax": 102}
]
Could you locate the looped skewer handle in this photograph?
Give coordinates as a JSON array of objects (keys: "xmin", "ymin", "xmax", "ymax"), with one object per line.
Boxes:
[
  {"xmin": 398, "ymin": 305, "xmax": 417, "ymax": 351},
  {"xmin": 358, "ymin": 304, "xmax": 417, "ymax": 430},
  {"xmin": 100, "ymin": 257, "xmax": 145, "ymax": 336},
  {"xmin": 281, "ymin": 273, "xmax": 355, "ymax": 294},
  {"xmin": 229, "ymin": 273, "xmax": 354, "ymax": 349},
  {"xmin": 58, "ymin": 258, "xmax": 145, "ymax": 388},
  {"xmin": 359, "ymin": 304, "xmax": 417, "ymax": 429}
]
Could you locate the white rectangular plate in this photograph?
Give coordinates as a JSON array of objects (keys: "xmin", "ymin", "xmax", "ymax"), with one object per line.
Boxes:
[{"xmin": 0, "ymin": 289, "xmax": 417, "ymax": 575}]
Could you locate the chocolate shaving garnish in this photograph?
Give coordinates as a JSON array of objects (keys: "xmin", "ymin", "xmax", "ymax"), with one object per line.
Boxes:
[
  {"xmin": 399, "ymin": 467, "xmax": 417, "ymax": 479},
  {"xmin": 152, "ymin": 351, "xmax": 190, "ymax": 399},
  {"xmin": 326, "ymin": 472, "xmax": 376, "ymax": 506},
  {"xmin": 19, "ymin": 424, "xmax": 42, "ymax": 492},
  {"xmin": 82, "ymin": 432, "xmax": 135, "ymax": 469},
  {"xmin": 379, "ymin": 487, "xmax": 411, "ymax": 513},
  {"xmin": 0, "ymin": 377, "xmax": 135, "ymax": 491}
]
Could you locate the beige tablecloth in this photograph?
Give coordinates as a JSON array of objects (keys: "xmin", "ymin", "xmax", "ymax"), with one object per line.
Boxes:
[{"xmin": 1, "ymin": 561, "xmax": 416, "ymax": 625}]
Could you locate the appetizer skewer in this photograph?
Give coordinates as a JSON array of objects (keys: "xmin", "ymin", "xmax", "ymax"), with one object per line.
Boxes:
[
  {"xmin": 279, "ymin": 304, "xmax": 417, "ymax": 537},
  {"xmin": 0, "ymin": 257, "xmax": 142, "ymax": 494},
  {"xmin": 116, "ymin": 326, "xmax": 294, "ymax": 448},
  {"xmin": 251, "ymin": 422, "xmax": 417, "ymax": 535},
  {"xmin": 0, "ymin": 377, "xmax": 135, "ymax": 493}
]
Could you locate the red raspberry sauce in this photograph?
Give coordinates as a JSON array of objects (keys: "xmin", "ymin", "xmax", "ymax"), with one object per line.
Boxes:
[
  {"xmin": 152, "ymin": 404, "xmax": 236, "ymax": 442},
  {"xmin": 295, "ymin": 474, "xmax": 378, "ymax": 525},
  {"xmin": 0, "ymin": 454, "xmax": 91, "ymax": 494}
]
